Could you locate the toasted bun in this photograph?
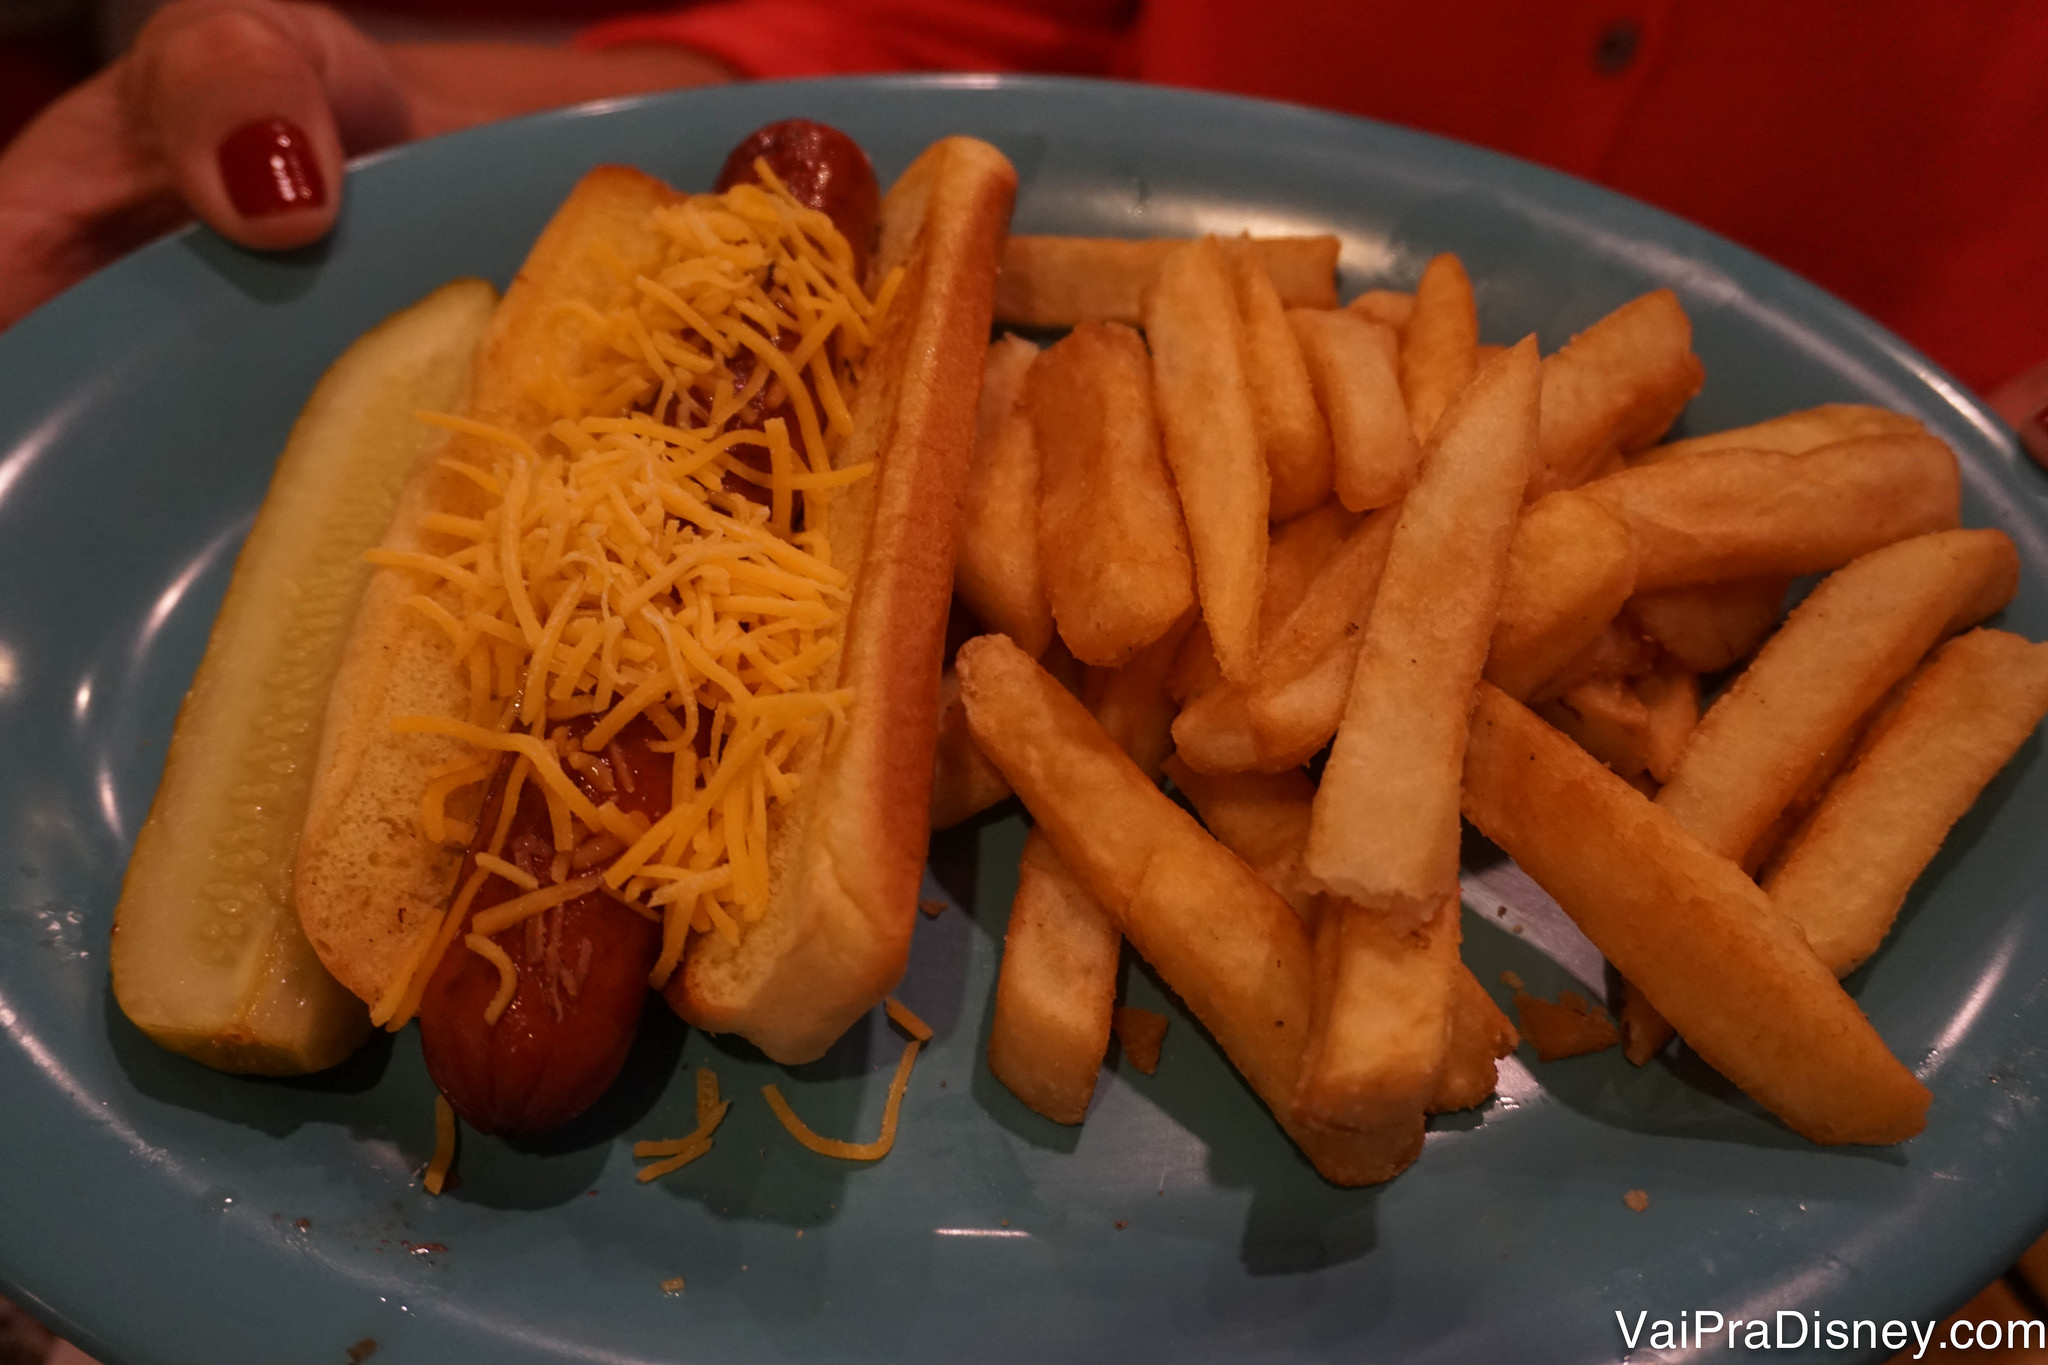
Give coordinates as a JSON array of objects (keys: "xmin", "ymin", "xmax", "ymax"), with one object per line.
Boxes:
[
  {"xmin": 296, "ymin": 142, "xmax": 1016, "ymax": 1063},
  {"xmin": 669, "ymin": 137, "xmax": 1017, "ymax": 1062},
  {"xmin": 296, "ymin": 167, "xmax": 681, "ymax": 1004}
]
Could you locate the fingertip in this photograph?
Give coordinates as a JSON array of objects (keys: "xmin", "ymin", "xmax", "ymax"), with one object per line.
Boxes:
[
  {"xmin": 126, "ymin": 2, "xmax": 347, "ymax": 251},
  {"xmin": 211, "ymin": 115, "xmax": 336, "ymax": 248}
]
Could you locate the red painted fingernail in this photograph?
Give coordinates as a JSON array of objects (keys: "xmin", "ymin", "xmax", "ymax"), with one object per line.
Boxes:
[{"xmin": 217, "ymin": 118, "xmax": 326, "ymax": 217}]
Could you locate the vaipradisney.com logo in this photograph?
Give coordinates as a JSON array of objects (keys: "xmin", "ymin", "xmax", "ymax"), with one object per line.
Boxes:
[{"xmin": 1618, "ymin": 1309, "xmax": 2047, "ymax": 1357}]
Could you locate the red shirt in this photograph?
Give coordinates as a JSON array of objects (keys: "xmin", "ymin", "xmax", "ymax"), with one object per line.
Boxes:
[{"xmin": 584, "ymin": 0, "xmax": 2048, "ymax": 396}]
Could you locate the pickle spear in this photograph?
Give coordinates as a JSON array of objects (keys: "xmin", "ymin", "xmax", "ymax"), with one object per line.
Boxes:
[{"xmin": 111, "ymin": 279, "xmax": 497, "ymax": 1074}]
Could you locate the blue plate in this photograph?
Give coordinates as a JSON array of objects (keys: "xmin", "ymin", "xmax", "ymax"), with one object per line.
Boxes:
[{"xmin": 2, "ymin": 76, "xmax": 2044, "ymax": 1365}]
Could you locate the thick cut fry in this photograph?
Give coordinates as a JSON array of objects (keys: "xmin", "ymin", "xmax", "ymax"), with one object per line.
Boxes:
[
  {"xmin": 1434, "ymin": 971, "xmax": 1518, "ymax": 1112},
  {"xmin": 1635, "ymin": 403, "xmax": 1923, "ymax": 467},
  {"xmin": 1765, "ymin": 629, "xmax": 2048, "ymax": 975},
  {"xmin": 987, "ymin": 830, "xmax": 1122, "ymax": 1123},
  {"xmin": 1263, "ymin": 501, "xmax": 1363, "ymax": 626},
  {"xmin": 1538, "ymin": 618, "xmax": 1660, "ymax": 702},
  {"xmin": 1486, "ymin": 490, "xmax": 1639, "ymax": 699},
  {"xmin": 1029, "ymin": 321, "xmax": 1195, "ymax": 666},
  {"xmin": 1348, "ymin": 289, "xmax": 1414, "ymax": 336},
  {"xmin": 1625, "ymin": 577, "xmax": 1787, "ymax": 673},
  {"xmin": 957, "ymin": 634, "xmax": 1420, "ymax": 1185},
  {"xmin": 1536, "ymin": 677, "xmax": 1654, "ymax": 779},
  {"xmin": 1537, "ymin": 668, "xmax": 1694, "ymax": 783},
  {"xmin": 1159, "ymin": 507, "xmax": 1350, "ymax": 761},
  {"xmin": 987, "ymin": 619, "xmax": 1189, "ymax": 1122},
  {"xmin": 1290, "ymin": 307, "xmax": 1419, "ymax": 511},
  {"xmin": 1145, "ymin": 237, "xmax": 1271, "ymax": 682},
  {"xmin": 1225, "ymin": 239, "xmax": 1333, "ymax": 519},
  {"xmin": 1532, "ymin": 289, "xmax": 1704, "ymax": 496},
  {"xmin": 956, "ymin": 335, "xmax": 1053, "ymax": 657},
  {"xmin": 1163, "ymin": 758, "xmax": 1320, "ymax": 914},
  {"xmin": 1636, "ymin": 667, "xmax": 1699, "ymax": 783},
  {"xmin": 1580, "ymin": 434, "xmax": 1962, "ymax": 591},
  {"xmin": 1399, "ymin": 254, "xmax": 1478, "ymax": 443},
  {"xmin": 1295, "ymin": 896, "xmax": 1460, "ymax": 1130},
  {"xmin": 1308, "ymin": 339, "xmax": 1539, "ymax": 922},
  {"xmin": 1172, "ymin": 509, "xmax": 1397, "ymax": 773},
  {"xmin": 1462, "ymin": 684, "xmax": 1930, "ymax": 1145},
  {"xmin": 1617, "ymin": 980, "xmax": 1675, "ymax": 1066},
  {"xmin": 1081, "ymin": 614, "xmax": 1196, "ymax": 783},
  {"xmin": 1169, "ymin": 758, "xmax": 1509, "ymax": 1115},
  {"xmin": 1658, "ymin": 529, "xmax": 2019, "ymax": 862},
  {"xmin": 931, "ymin": 667, "xmax": 1012, "ymax": 829},
  {"xmin": 994, "ymin": 234, "xmax": 1339, "ymax": 328}
]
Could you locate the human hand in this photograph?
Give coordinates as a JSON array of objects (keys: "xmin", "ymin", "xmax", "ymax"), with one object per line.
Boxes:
[{"xmin": 0, "ymin": 0, "xmax": 732, "ymax": 330}]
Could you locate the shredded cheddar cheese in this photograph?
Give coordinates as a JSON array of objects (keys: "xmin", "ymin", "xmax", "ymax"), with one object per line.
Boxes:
[
  {"xmin": 371, "ymin": 164, "xmax": 899, "ymax": 1025},
  {"xmin": 634, "ymin": 1066, "xmax": 731, "ymax": 1182},
  {"xmin": 763, "ymin": 1000, "xmax": 929, "ymax": 1161},
  {"xmin": 884, "ymin": 996, "xmax": 932, "ymax": 1042},
  {"xmin": 423, "ymin": 1094, "xmax": 457, "ymax": 1195}
]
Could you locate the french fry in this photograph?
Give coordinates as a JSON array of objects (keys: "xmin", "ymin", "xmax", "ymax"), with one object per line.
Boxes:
[
  {"xmin": 994, "ymin": 235, "xmax": 1339, "ymax": 328},
  {"xmin": 1532, "ymin": 289, "xmax": 1704, "ymax": 496},
  {"xmin": 1029, "ymin": 321, "xmax": 1196, "ymax": 666},
  {"xmin": 1534, "ymin": 667, "xmax": 1695, "ymax": 783},
  {"xmin": 1537, "ymin": 618, "xmax": 1661, "ymax": 700},
  {"xmin": 1348, "ymin": 289, "xmax": 1415, "ymax": 336},
  {"xmin": 1145, "ymin": 237, "xmax": 1271, "ymax": 682},
  {"xmin": 1307, "ymin": 339, "xmax": 1539, "ymax": 922},
  {"xmin": 1162, "ymin": 758, "xmax": 1320, "ymax": 914},
  {"xmin": 956, "ymin": 335, "xmax": 1054, "ymax": 657},
  {"xmin": 1162, "ymin": 504, "xmax": 1354, "ymax": 766},
  {"xmin": 1224, "ymin": 238, "xmax": 1334, "ymax": 520},
  {"xmin": 1083, "ymin": 613, "xmax": 1197, "ymax": 782},
  {"xmin": 988, "ymin": 830, "xmax": 1121, "ymax": 1123},
  {"xmin": 1658, "ymin": 529, "xmax": 2019, "ymax": 863},
  {"xmin": 1296, "ymin": 896, "xmax": 1460, "ymax": 1131},
  {"xmin": 1535, "ymin": 677, "xmax": 1656, "ymax": 779},
  {"xmin": 1579, "ymin": 434, "xmax": 1962, "ymax": 590},
  {"xmin": 931, "ymin": 666, "xmax": 1012, "ymax": 829},
  {"xmin": 1764, "ymin": 629, "xmax": 2048, "ymax": 975},
  {"xmin": 1434, "ymin": 970, "xmax": 1518, "ymax": 1113},
  {"xmin": 1172, "ymin": 508, "xmax": 1398, "ymax": 773},
  {"xmin": 1168, "ymin": 758, "xmax": 1510, "ymax": 1117},
  {"xmin": 1625, "ymin": 577, "xmax": 1788, "ymax": 673},
  {"xmin": 1462, "ymin": 683, "xmax": 1930, "ymax": 1145},
  {"xmin": 1615, "ymin": 980, "xmax": 1673, "ymax": 1066},
  {"xmin": 1290, "ymin": 307, "xmax": 1419, "ymax": 511},
  {"xmin": 988, "ymin": 619, "xmax": 1193, "ymax": 1122},
  {"xmin": 1634, "ymin": 403, "xmax": 1924, "ymax": 467},
  {"xmin": 957, "ymin": 634, "xmax": 1421, "ymax": 1185},
  {"xmin": 1485, "ymin": 490, "xmax": 1639, "ymax": 700},
  {"xmin": 1637, "ymin": 667, "xmax": 1699, "ymax": 783},
  {"xmin": 1399, "ymin": 254, "xmax": 1478, "ymax": 443}
]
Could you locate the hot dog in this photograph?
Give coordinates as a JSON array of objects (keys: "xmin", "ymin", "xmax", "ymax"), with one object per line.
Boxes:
[{"xmin": 116, "ymin": 121, "xmax": 1015, "ymax": 1136}]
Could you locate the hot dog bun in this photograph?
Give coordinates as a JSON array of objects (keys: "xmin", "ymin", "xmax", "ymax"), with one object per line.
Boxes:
[
  {"xmin": 295, "ymin": 138, "xmax": 1016, "ymax": 1065},
  {"xmin": 294, "ymin": 167, "xmax": 682, "ymax": 1007},
  {"xmin": 669, "ymin": 136, "xmax": 1017, "ymax": 1062}
]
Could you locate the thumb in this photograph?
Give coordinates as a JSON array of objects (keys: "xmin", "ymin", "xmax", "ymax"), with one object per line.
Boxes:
[{"xmin": 120, "ymin": 0, "xmax": 411, "ymax": 251}]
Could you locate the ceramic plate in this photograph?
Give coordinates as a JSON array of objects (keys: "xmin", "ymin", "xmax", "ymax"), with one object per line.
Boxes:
[{"xmin": 2, "ymin": 76, "xmax": 2044, "ymax": 1365}]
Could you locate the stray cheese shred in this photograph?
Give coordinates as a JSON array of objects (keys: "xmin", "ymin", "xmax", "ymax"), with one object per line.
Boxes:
[
  {"xmin": 763, "ymin": 1000, "xmax": 930, "ymax": 1161},
  {"xmin": 423, "ymin": 1093, "xmax": 457, "ymax": 1195},
  {"xmin": 634, "ymin": 1066, "xmax": 731, "ymax": 1183},
  {"xmin": 372, "ymin": 164, "xmax": 896, "ymax": 1022}
]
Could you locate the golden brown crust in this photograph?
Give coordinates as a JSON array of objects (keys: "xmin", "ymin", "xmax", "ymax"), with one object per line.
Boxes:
[{"xmin": 295, "ymin": 144, "xmax": 1016, "ymax": 1067}]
